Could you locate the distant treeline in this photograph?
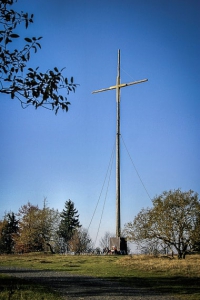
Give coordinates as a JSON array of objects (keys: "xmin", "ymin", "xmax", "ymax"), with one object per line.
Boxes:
[{"xmin": 0, "ymin": 199, "xmax": 92, "ymax": 254}]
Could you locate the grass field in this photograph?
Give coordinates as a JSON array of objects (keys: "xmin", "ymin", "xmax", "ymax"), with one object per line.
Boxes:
[
  {"xmin": 0, "ymin": 273, "xmax": 61, "ymax": 300},
  {"xmin": 0, "ymin": 253, "xmax": 200, "ymax": 299}
]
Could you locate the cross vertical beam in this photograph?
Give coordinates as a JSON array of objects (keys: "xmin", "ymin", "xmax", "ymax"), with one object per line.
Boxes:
[
  {"xmin": 92, "ymin": 50, "xmax": 148, "ymax": 239},
  {"xmin": 116, "ymin": 49, "xmax": 121, "ymax": 237}
]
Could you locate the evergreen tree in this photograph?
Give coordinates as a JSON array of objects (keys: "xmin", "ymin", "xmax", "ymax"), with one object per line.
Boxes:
[
  {"xmin": 58, "ymin": 200, "xmax": 81, "ymax": 246},
  {"xmin": 0, "ymin": 212, "xmax": 19, "ymax": 253}
]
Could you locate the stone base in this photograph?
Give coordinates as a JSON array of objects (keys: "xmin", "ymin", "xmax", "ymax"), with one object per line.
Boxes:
[{"xmin": 109, "ymin": 237, "xmax": 127, "ymax": 254}]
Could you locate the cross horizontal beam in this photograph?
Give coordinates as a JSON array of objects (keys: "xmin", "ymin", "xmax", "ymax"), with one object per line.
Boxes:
[{"xmin": 92, "ymin": 78, "xmax": 148, "ymax": 94}]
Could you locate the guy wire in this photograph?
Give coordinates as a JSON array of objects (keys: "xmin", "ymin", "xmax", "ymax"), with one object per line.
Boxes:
[
  {"xmin": 87, "ymin": 140, "xmax": 115, "ymax": 233},
  {"xmin": 121, "ymin": 135, "xmax": 152, "ymax": 202},
  {"xmin": 94, "ymin": 147, "xmax": 114, "ymax": 246}
]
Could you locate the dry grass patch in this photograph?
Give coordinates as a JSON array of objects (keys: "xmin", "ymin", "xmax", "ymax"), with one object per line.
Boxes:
[{"xmin": 117, "ymin": 254, "xmax": 200, "ymax": 277}]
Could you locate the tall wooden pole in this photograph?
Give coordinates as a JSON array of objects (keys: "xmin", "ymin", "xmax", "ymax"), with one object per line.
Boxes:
[
  {"xmin": 92, "ymin": 50, "xmax": 148, "ymax": 240},
  {"xmin": 116, "ymin": 49, "xmax": 121, "ymax": 237}
]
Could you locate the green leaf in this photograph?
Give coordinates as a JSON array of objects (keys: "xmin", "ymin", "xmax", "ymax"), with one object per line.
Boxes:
[
  {"xmin": 16, "ymin": 79, "xmax": 23, "ymax": 84},
  {"xmin": 55, "ymin": 107, "xmax": 59, "ymax": 115},
  {"xmin": 36, "ymin": 74, "xmax": 42, "ymax": 81},
  {"xmin": 27, "ymin": 72, "xmax": 34, "ymax": 78},
  {"xmin": 21, "ymin": 55, "xmax": 26, "ymax": 62},
  {"xmin": 10, "ymin": 34, "xmax": 20, "ymax": 38},
  {"xmin": 36, "ymin": 43, "xmax": 41, "ymax": 49},
  {"xmin": 43, "ymin": 92, "xmax": 49, "ymax": 101},
  {"xmin": 24, "ymin": 37, "xmax": 32, "ymax": 43},
  {"xmin": 5, "ymin": 37, "xmax": 12, "ymax": 44}
]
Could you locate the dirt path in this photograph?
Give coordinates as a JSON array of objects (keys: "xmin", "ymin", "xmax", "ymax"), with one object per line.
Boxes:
[{"xmin": 0, "ymin": 266, "xmax": 176, "ymax": 299}]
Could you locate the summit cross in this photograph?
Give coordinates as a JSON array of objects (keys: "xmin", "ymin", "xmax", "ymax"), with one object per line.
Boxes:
[{"xmin": 92, "ymin": 49, "xmax": 148, "ymax": 238}]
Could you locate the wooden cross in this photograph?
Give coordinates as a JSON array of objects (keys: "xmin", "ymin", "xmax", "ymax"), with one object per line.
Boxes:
[{"xmin": 92, "ymin": 49, "xmax": 148, "ymax": 238}]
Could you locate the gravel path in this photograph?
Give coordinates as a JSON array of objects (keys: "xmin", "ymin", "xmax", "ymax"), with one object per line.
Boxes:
[{"xmin": 0, "ymin": 266, "xmax": 177, "ymax": 300}]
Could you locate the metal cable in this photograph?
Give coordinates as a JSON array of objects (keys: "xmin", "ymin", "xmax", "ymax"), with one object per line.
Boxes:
[
  {"xmin": 121, "ymin": 67, "xmax": 135, "ymax": 81},
  {"xmin": 121, "ymin": 135, "xmax": 152, "ymax": 201},
  {"xmin": 87, "ymin": 140, "xmax": 115, "ymax": 234},
  {"xmin": 94, "ymin": 150, "xmax": 114, "ymax": 247}
]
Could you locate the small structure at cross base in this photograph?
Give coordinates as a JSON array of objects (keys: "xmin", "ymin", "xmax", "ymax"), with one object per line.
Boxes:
[
  {"xmin": 110, "ymin": 237, "xmax": 127, "ymax": 255},
  {"xmin": 92, "ymin": 50, "xmax": 148, "ymax": 254}
]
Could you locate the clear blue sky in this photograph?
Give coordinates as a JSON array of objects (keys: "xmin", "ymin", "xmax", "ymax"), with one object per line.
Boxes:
[{"xmin": 0, "ymin": 0, "xmax": 199, "ymax": 247}]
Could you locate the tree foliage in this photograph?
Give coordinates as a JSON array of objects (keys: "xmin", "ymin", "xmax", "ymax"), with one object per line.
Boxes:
[
  {"xmin": 0, "ymin": 0, "xmax": 77, "ymax": 114},
  {"xmin": 58, "ymin": 199, "xmax": 81, "ymax": 247},
  {"xmin": 123, "ymin": 189, "xmax": 200, "ymax": 259},
  {"xmin": 0, "ymin": 212, "xmax": 19, "ymax": 253},
  {"xmin": 15, "ymin": 201, "xmax": 60, "ymax": 253},
  {"xmin": 37, "ymin": 199, "xmax": 60, "ymax": 253},
  {"xmin": 16, "ymin": 202, "xmax": 41, "ymax": 252},
  {"xmin": 69, "ymin": 228, "xmax": 92, "ymax": 254},
  {"xmin": 0, "ymin": 199, "xmax": 88, "ymax": 254}
]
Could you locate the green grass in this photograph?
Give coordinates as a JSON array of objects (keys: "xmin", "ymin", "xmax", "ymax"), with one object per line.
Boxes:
[
  {"xmin": 0, "ymin": 273, "xmax": 61, "ymax": 300},
  {"xmin": 0, "ymin": 253, "xmax": 200, "ymax": 299}
]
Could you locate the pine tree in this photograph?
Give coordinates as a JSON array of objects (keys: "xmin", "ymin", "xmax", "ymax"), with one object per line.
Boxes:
[
  {"xmin": 0, "ymin": 212, "xmax": 19, "ymax": 253},
  {"xmin": 58, "ymin": 200, "xmax": 81, "ymax": 245}
]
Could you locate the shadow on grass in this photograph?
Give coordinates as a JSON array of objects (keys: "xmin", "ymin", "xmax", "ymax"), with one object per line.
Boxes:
[
  {"xmin": 114, "ymin": 275, "xmax": 200, "ymax": 297},
  {"xmin": 0, "ymin": 275, "xmax": 61, "ymax": 300},
  {"xmin": 0, "ymin": 267, "xmax": 200, "ymax": 299}
]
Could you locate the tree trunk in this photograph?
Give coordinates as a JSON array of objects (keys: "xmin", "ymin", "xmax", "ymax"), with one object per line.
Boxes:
[
  {"xmin": 178, "ymin": 251, "xmax": 186, "ymax": 259},
  {"xmin": 46, "ymin": 243, "xmax": 55, "ymax": 254},
  {"xmin": 182, "ymin": 252, "xmax": 186, "ymax": 259}
]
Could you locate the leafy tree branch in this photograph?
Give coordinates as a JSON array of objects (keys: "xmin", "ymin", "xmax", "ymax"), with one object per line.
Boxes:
[{"xmin": 0, "ymin": 0, "xmax": 77, "ymax": 114}]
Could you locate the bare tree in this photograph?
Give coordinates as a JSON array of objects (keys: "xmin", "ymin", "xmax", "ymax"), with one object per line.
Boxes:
[
  {"xmin": 69, "ymin": 228, "xmax": 92, "ymax": 254},
  {"xmin": 99, "ymin": 231, "xmax": 112, "ymax": 250}
]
